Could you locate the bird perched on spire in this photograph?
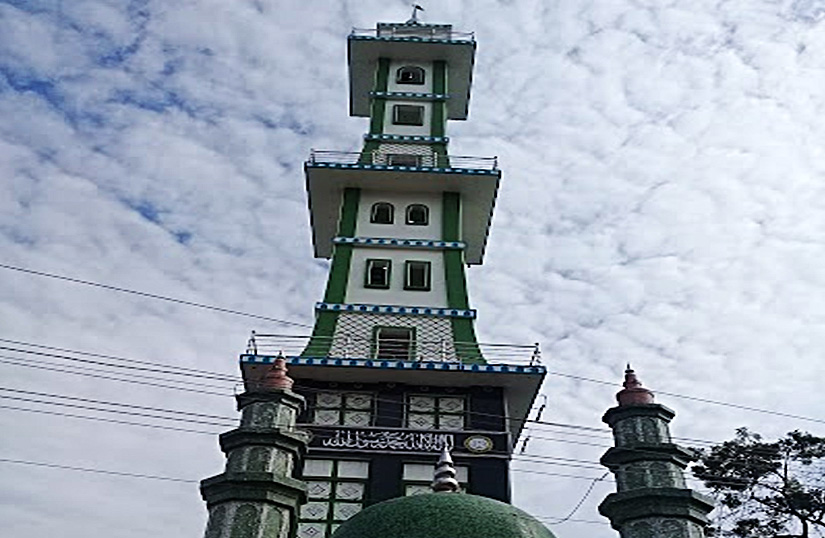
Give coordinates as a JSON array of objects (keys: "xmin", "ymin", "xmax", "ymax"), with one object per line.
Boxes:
[{"xmin": 407, "ymin": 4, "xmax": 424, "ymax": 24}]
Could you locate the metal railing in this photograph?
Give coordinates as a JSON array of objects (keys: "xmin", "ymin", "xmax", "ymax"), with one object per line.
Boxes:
[
  {"xmin": 245, "ymin": 332, "xmax": 541, "ymax": 366},
  {"xmin": 307, "ymin": 150, "xmax": 498, "ymax": 171},
  {"xmin": 351, "ymin": 27, "xmax": 475, "ymax": 42}
]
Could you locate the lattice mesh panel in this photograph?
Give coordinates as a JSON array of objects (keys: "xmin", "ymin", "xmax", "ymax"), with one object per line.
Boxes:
[
  {"xmin": 328, "ymin": 312, "xmax": 457, "ymax": 361},
  {"xmin": 373, "ymin": 144, "xmax": 435, "ymax": 166}
]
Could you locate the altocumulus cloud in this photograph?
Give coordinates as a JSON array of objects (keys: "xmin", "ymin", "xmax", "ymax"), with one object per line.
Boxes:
[{"xmin": 2, "ymin": 1, "xmax": 825, "ymax": 537}]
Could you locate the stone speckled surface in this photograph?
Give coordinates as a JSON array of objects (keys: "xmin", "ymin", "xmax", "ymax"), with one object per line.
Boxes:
[{"xmin": 331, "ymin": 493, "xmax": 557, "ymax": 538}]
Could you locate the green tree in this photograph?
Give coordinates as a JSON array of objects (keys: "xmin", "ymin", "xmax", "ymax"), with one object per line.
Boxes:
[{"xmin": 693, "ymin": 428, "xmax": 825, "ymax": 537}]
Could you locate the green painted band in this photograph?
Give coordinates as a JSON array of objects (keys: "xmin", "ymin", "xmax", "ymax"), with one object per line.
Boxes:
[
  {"xmin": 301, "ymin": 310, "xmax": 339, "ymax": 357},
  {"xmin": 451, "ymin": 317, "xmax": 485, "ymax": 364},
  {"xmin": 369, "ymin": 58, "xmax": 390, "ymax": 134},
  {"xmin": 431, "ymin": 61, "xmax": 447, "ymax": 138},
  {"xmin": 322, "ymin": 188, "xmax": 359, "ymax": 304}
]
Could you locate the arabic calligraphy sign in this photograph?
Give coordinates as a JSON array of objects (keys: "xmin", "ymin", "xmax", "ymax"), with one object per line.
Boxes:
[{"xmin": 306, "ymin": 426, "xmax": 507, "ymax": 456}]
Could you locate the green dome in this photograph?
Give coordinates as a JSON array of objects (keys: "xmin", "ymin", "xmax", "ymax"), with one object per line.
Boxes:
[{"xmin": 332, "ymin": 493, "xmax": 557, "ymax": 538}]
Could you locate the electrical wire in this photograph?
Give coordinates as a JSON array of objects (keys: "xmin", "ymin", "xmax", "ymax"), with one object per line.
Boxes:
[{"xmin": 0, "ymin": 262, "xmax": 313, "ymax": 329}]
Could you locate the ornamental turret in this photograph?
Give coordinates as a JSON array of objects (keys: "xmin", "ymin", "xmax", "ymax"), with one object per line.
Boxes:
[
  {"xmin": 599, "ymin": 367, "xmax": 715, "ymax": 537},
  {"xmin": 200, "ymin": 358, "xmax": 309, "ymax": 538}
]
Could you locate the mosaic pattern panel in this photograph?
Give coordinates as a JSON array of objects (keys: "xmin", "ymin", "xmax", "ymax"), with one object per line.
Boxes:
[
  {"xmin": 328, "ymin": 312, "xmax": 457, "ymax": 362},
  {"xmin": 373, "ymin": 143, "xmax": 435, "ymax": 166},
  {"xmin": 312, "ymin": 391, "xmax": 374, "ymax": 427},
  {"xmin": 406, "ymin": 395, "xmax": 467, "ymax": 430}
]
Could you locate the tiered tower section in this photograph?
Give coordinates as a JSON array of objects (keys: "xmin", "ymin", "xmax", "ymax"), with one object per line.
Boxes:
[
  {"xmin": 302, "ymin": 20, "xmax": 497, "ymax": 363},
  {"xmin": 599, "ymin": 368, "xmax": 714, "ymax": 537}
]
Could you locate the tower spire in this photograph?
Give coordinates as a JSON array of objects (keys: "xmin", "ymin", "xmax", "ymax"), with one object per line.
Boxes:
[
  {"xmin": 431, "ymin": 445, "xmax": 460, "ymax": 493},
  {"xmin": 616, "ymin": 364, "xmax": 655, "ymax": 406}
]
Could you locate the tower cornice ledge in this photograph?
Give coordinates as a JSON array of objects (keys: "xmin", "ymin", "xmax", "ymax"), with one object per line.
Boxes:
[
  {"xmin": 602, "ymin": 403, "xmax": 676, "ymax": 427},
  {"xmin": 599, "ymin": 488, "xmax": 716, "ymax": 529},
  {"xmin": 235, "ymin": 388, "xmax": 305, "ymax": 410},
  {"xmin": 199, "ymin": 471, "xmax": 307, "ymax": 509},
  {"xmin": 600, "ymin": 443, "xmax": 698, "ymax": 468},
  {"xmin": 218, "ymin": 428, "xmax": 309, "ymax": 456}
]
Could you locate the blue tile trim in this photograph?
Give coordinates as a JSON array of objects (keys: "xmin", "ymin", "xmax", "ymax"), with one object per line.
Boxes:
[
  {"xmin": 350, "ymin": 35, "xmax": 474, "ymax": 45},
  {"xmin": 305, "ymin": 162, "xmax": 498, "ymax": 176},
  {"xmin": 363, "ymin": 134, "xmax": 449, "ymax": 144},
  {"xmin": 370, "ymin": 91, "xmax": 450, "ymax": 101},
  {"xmin": 315, "ymin": 302, "xmax": 476, "ymax": 319},
  {"xmin": 333, "ymin": 236, "xmax": 465, "ymax": 250},
  {"xmin": 241, "ymin": 354, "xmax": 546, "ymax": 375},
  {"xmin": 376, "ymin": 23, "xmax": 454, "ymax": 29}
]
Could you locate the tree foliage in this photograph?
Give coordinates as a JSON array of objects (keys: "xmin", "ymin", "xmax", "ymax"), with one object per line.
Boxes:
[{"xmin": 693, "ymin": 428, "xmax": 825, "ymax": 537}]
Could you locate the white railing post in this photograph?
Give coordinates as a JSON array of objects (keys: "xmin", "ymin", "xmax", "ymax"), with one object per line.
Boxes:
[
  {"xmin": 440, "ymin": 338, "xmax": 447, "ymax": 362},
  {"xmin": 343, "ymin": 335, "xmax": 351, "ymax": 359}
]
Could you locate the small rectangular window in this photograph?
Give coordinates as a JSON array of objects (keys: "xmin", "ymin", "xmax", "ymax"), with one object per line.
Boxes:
[
  {"xmin": 393, "ymin": 104, "xmax": 424, "ymax": 126},
  {"xmin": 374, "ymin": 327, "xmax": 414, "ymax": 360},
  {"xmin": 405, "ymin": 261, "xmax": 431, "ymax": 291},
  {"xmin": 365, "ymin": 259, "xmax": 391, "ymax": 289},
  {"xmin": 387, "ymin": 153, "xmax": 421, "ymax": 167}
]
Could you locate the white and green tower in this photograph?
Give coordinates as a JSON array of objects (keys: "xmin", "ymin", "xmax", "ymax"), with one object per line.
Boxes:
[
  {"xmin": 238, "ymin": 16, "xmax": 545, "ymax": 538},
  {"xmin": 301, "ymin": 19, "xmax": 498, "ymax": 363}
]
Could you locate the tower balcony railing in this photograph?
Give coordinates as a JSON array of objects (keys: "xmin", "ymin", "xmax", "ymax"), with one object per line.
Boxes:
[
  {"xmin": 307, "ymin": 149, "xmax": 498, "ymax": 173},
  {"xmin": 351, "ymin": 26, "xmax": 475, "ymax": 42},
  {"xmin": 245, "ymin": 332, "xmax": 542, "ymax": 366}
]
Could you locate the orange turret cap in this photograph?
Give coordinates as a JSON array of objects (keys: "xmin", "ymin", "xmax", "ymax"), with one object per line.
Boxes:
[
  {"xmin": 616, "ymin": 364, "xmax": 654, "ymax": 406},
  {"xmin": 259, "ymin": 354, "xmax": 294, "ymax": 390}
]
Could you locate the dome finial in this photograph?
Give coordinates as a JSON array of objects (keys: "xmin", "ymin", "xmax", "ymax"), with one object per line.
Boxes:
[
  {"xmin": 616, "ymin": 364, "xmax": 655, "ymax": 406},
  {"xmin": 431, "ymin": 445, "xmax": 460, "ymax": 493}
]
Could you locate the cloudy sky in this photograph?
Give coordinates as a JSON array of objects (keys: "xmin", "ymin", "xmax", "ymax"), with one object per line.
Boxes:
[{"xmin": 2, "ymin": 0, "xmax": 825, "ymax": 536}]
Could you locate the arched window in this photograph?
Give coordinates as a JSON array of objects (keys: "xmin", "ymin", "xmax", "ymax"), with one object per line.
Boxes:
[
  {"xmin": 370, "ymin": 202, "xmax": 394, "ymax": 224},
  {"xmin": 396, "ymin": 66, "xmax": 425, "ymax": 85},
  {"xmin": 405, "ymin": 204, "xmax": 429, "ymax": 226}
]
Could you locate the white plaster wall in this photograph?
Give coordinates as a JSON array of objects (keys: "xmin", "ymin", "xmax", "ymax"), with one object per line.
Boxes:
[
  {"xmin": 383, "ymin": 99, "xmax": 432, "ymax": 136},
  {"xmin": 386, "ymin": 60, "xmax": 433, "ymax": 93},
  {"xmin": 356, "ymin": 190, "xmax": 443, "ymax": 240},
  {"xmin": 345, "ymin": 247, "xmax": 448, "ymax": 307}
]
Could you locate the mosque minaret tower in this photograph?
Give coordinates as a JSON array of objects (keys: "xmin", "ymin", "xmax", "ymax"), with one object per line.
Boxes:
[{"xmin": 199, "ymin": 10, "xmax": 717, "ymax": 538}]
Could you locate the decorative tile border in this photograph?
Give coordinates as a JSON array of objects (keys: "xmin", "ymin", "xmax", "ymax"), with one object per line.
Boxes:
[
  {"xmin": 306, "ymin": 162, "xmax": 498, "ymax": 176},
  {"xmin": 351, "ymin": 35, "xmax": 474, "ymax": 45},
  {"xmin": 241, "ymin": 354, "xmax": 545, "ymax": 376},
  {"xmin": 363, "ymin": 134, "xmax": 449, "ymax": 144},
  {"xmin": 370, "ymin": 91, "xmax": 450, "ymax": 101},
  {"xmin": 315, "ymin": 302, "xmax": 476, "ymax": 319},
  {"xmin": 333, "ymin": 236, "xmax": 465, "ymax": 250}
]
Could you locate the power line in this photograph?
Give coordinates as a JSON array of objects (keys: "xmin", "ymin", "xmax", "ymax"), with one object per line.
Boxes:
[
  {"xmin": 0, "ymin": 387, "xmax": 236, "ymax": 420},
  {"xmin": 0, "ymin": 457, "xmax": 610, "ymax": 526},
  {"xmin": 0, "ymin": 457, "xmax": 199, "ymax": 483},
  {"xmin": 0, "ymin": 337, "xmax": 241, "ymax": 381},
  {"xmin": 0, "ymin": 262, "xmax": 312, "ymax": 329},
  {"xmin": 0, "ymin": 356, "xmax": 233, "ymax": 396},
  {"xmin": 9, "ymin": 334, "xmax": 825, "ymax": 431},
  {"xmin": 540, "ymin": 471, "xmax": 610, "ymax": 525},
  {"xmin": 0, "ymin": 352, "xmax": 811, "ymax": 459},
  {"xmin": 0, "ymin": 404, "xmax": 221, "ymax": 435}
]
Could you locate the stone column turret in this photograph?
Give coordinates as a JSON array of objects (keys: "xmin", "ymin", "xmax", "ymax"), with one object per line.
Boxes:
[
  {"xmin": 201, "ymin": 357, "xmax": 308, "ymax": 538},
  {"xmin": 598, "ymin": 366, "xmax": 714, "ymax": 538}
]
